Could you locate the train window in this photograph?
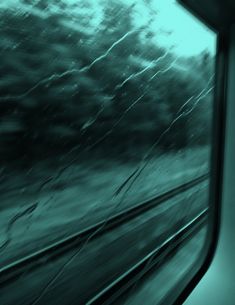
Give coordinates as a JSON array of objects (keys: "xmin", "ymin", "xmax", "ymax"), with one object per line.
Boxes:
[{"xmin": 0, "ymin": 0, "xmax": 216, "ymax": 304}]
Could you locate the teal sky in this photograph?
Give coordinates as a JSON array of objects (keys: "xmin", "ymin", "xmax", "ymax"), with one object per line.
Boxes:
[
  {"xmin": 1, "ymin": 0, "xmax": 216, "ymax": 56},
  {"xmin": 128, "ymin": 0, "xmax": 217, "ymax": 56}
]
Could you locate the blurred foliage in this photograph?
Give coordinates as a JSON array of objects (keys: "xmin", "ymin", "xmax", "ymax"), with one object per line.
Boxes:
[{"xmin": 0, "ymin": 0, "xmax": 214, "ymax": 164}]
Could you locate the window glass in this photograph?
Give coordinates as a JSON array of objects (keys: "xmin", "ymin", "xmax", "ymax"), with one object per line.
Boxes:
[{"xmin": 0, "ymin": 0, "xmax": 216, "ymax": 304}]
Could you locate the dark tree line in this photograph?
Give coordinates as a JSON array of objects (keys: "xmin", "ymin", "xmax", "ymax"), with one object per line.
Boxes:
[{"xmin": 0, "ymin": 0, "xmax": 214, "ymax": 165}]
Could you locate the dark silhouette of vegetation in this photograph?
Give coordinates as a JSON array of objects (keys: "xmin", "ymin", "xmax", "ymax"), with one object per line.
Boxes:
[{"xmin": 0, "ymin": 0, "xmax": 214, "ymax": 166}]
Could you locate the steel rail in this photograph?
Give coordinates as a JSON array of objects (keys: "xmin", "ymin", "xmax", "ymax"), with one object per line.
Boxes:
[
  {"xmin": 0, "ymin": 173, "xmax": 209, "ymax": 286},
  {"xmin": 87, "ymin": 208, "xmax": 208, "ymax": 305}
]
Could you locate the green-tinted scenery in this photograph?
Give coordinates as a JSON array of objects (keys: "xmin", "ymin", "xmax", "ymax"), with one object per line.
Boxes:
[{"xmin": 0, "ymin": 0, "xmax": 216, "ymax": 304}]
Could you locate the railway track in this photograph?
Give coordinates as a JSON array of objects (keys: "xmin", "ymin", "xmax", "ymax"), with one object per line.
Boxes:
[
  {"xmin": 86, "ymin": 208, "xmax": 208, "ymax": 305},
  {"xmin": 0, "ymin": 173, "xmax": 209, "ymax": 287}
]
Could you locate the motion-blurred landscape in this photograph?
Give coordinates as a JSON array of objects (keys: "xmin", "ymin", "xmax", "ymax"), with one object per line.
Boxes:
[{"xmin": 0, "ymin": 0, "xmax": 215, "ymax": 262}]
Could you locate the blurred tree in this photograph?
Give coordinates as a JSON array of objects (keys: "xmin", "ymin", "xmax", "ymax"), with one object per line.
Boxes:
[{"xmin": 0, "ymin": 0, "xmax": 215, "ymax": 165}]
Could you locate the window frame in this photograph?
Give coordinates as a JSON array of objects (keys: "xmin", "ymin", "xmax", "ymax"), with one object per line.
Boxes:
[{"xmin": 158, "ymin": 5, "xmax": 229, "ymax": 303}]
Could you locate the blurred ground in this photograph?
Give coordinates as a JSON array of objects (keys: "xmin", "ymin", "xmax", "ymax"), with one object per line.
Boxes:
[{"xmin": 0, "ymin": 146, "xmax": 209, "ymax": 266}]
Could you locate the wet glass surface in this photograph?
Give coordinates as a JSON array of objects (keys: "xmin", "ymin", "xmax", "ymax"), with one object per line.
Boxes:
[{"xmin": 0, "ymin": 0, "xmax": 216, "ymax": 300}]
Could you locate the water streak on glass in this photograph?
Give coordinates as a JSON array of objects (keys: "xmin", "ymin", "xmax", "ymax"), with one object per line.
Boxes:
[{"xmin": 0, "ymin": 1, "xmax": 216, "ymax": 304}]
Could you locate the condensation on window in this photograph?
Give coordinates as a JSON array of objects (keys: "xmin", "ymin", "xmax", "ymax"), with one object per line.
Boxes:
[{"xmin": 0, "ymin": 1, "xmax": 216, "ymax": 304}]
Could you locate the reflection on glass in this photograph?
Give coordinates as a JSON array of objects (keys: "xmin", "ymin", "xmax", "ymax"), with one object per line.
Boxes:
[{"xmin": 0, "ymin": 0, "xmax": 216, "ymax": 304}]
